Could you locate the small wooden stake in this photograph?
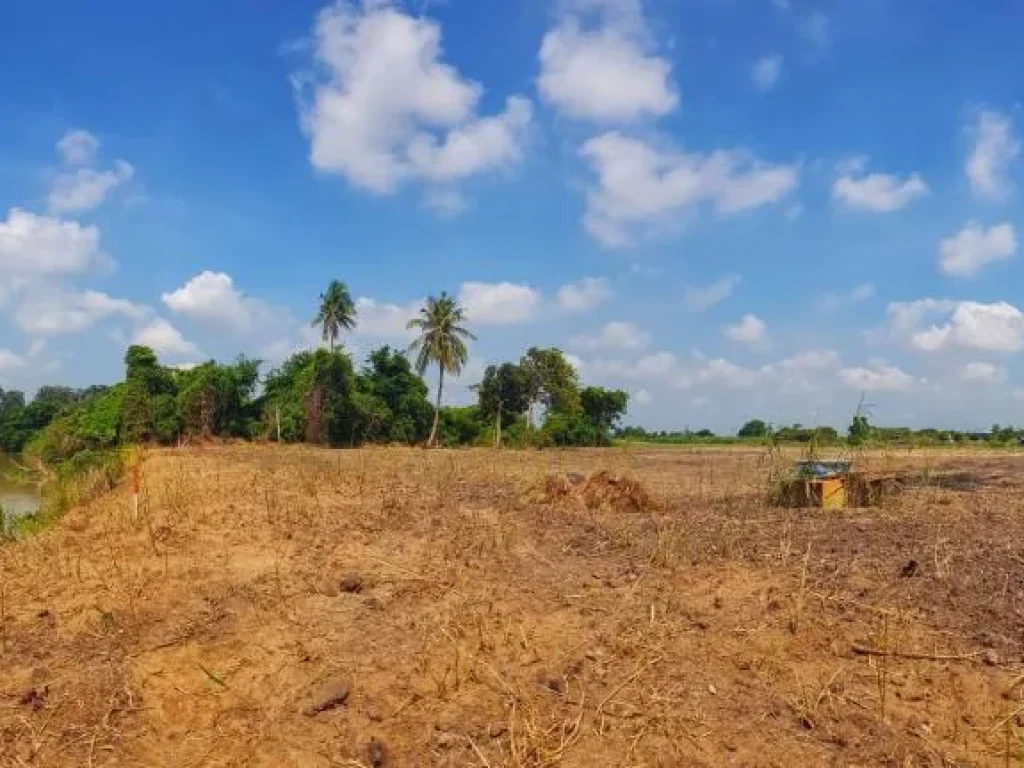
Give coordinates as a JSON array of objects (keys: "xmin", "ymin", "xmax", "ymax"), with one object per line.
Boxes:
[{"xmin": 131, "ymin": 461, "xmax": 140, "ymax": 521}]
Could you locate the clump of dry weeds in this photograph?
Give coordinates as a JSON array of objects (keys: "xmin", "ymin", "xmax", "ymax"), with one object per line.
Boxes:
[{"xmin": 534, "ymin": 470, "xmax": 656, "ymax": 513}]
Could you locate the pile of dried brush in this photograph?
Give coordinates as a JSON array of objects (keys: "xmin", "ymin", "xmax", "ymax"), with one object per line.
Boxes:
[{"xmin": 534, "ymin": 470, "xmax": 655, "ymax": 513}]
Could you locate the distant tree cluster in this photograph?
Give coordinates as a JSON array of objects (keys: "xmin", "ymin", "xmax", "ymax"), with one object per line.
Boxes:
[
  {"xmin": 615, "ymin": 426, "xmax": 720, "ymax": 444},
  {"xmin": 473, "ymin": 347, "xmax": 628, "ymax": 448},
  {"xmin": 0, "ymin": 386, "xmax": 110, "ymax": 454},
  {"xmin": 617, "ymin": 415, "xmax": 1023, "ymax": 447},
  {"xmin": 3, "ymin": 282, "xmax": 629, "ymax": 463}
]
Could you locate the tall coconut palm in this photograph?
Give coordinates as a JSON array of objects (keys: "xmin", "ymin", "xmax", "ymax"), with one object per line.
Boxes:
[
  {"xmin": 312, "ymin": 280, "xmax": 357, "ymax": 351},
  {"xmin": 407, "ymin": 292, "xmax": 476, "ymax": 447}
]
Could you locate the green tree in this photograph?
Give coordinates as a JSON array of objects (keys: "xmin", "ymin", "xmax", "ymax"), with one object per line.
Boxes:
[
  {"xmin": 520, "ymin": 347, "xmax": 581, "ymax": 427},
  {"xmin": 354, "ymin": 346, "xmax": 433, "ymax": 444},
  {"xmin": 476, "ymin": 363, "xmax": 531, "ymax": 447},
  {"xmin": 580, "ymin": 386, "xmax": 629, "ymax": 437},
  {"xmin": 539, "ymin": 412, "xmax": 591, "ymax": 446},
  {"xmin": 121, "ymin": 345, "xmax": 171, "ymax": 443},
  {"xmin": 738, "ymin": 419, "xmax": 768, "ymax": 438},
  {"xmin": 312, "ymin": 280, "xmax": 357, "ymax": 351},
  {"xmin": 125, "ymin": 345, "xmax": 159, "ymax": 379},
  {"xmin": 407, "ymin": 292, "xmax": 476, "ymax": 447},
  {"xmin": 438, "ymin": 406, "xmax": 485, "ymax": 448},
  {"xmin": 153, "ymin": 394, "xmax": 181, "ymax": 444},
  {"xmin": 0, "ymin": 386, "xmax": 99, "ymax": 452},
  {"xmin": 75, "ymin": 386, "xmax": 124, "ymax": 447},
  {"xmin": 263, "ymin": 349, "xmax": 358, "ymax": 446},
  {"xmin": 23, "ymin": 386, "xmax": 82, "ymax": 427},
  {"xmin": 848, "ymin": 414, "xmax": 872, "ymax": 445},
  {"xmin": 175, "ymin": 357, "xmax": 261, "ymax": 440},
  {"xmin": 0, "ymin": 389, "xmax": 29, "ymax": 453}
]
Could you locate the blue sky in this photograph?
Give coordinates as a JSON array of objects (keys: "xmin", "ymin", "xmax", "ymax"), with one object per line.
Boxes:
[{"xmin": 1, "ymin": 0, "xmax": 1023, "ymax": 432}]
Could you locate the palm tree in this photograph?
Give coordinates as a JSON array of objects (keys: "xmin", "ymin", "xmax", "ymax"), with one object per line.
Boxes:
[
  {"xmin": 407, "ymin": 292, "xmax": 476, "ymax": 447},
  {"xmin": 312, "ymin": 280, "xmax": 357, "ymax": 351}
]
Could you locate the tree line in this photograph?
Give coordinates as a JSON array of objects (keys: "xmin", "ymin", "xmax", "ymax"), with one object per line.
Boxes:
[
  {"xmin": 0, "ymin": 282, "xmax": 629, "ymax": 462},
  {"xmin": 618, "ymin": 418, "xmax": 1024, "ymax": 447}
]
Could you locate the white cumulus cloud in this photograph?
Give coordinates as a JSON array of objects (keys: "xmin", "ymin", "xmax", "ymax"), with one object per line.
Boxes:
[
  {"xmin": 839, "ymin": 363, "xmax": 916, "ymax": 392},
  {"xmin": 584, "ymin": 347, "xmax": 910, "ymax": 400},
  {"xmin": 959, "ymin": 361, "xmax": 1006, "ymax": 384},
  {"xmin": 15, "ymin": 289, "xmax": 147, "ymax": 336},
  {"xmin": 556, "ymin": 277, "xmax": 613, "ymax": 313},
  {"xmin": 458, "ymin": 281, "xmax": 540, "ymax": 325},
  {"xmin": 585, "ymin": 350, "xmax": 680, "ymax": 383},
  {"xmin": 832, "ymin": 159, "xmax": 928, "ymax": 212},
  {"xmin": 687, "ymin": 358, "xmax": 760, "ymax": 389},
  {"xmin": 761, "ymin": 349, "xmax": 842, "ymax": 393},
  {"xmin": 56, "ymin": 130, "xmax": 100, "ymax": 166},
  {"xmin": 573, "ymin": 320, "xmax": 650, "ymax": 351},
  {"xmin": 966, "ymin": 109, "xmax": 1020, "ymax": 200},
  {"xmin": 939, "ymin": 221, "xmax": 1017, "ymax": 277},
  {"xmin": 724, "ymin": 314, "xmax": 768, "ymax": 347},
  {"xmin": 581, "ymin": 132, "xmax": 799, "ymax": 247},
  {"xmin": 537, "ymin": 0, "xmax": 677, "ymax": 122},
  {"xmin": 49, "ymin": 161, "xmax": 134, "ymax": 214},
  {"xmin": 162, "ymin": 271, "xmax": 280, "ymax": 331},
  {"xmin": 889, "ymin": 298, "xmax": 1024, "ymax": 353},
  {"xmin": 353, "ymin": 296, "xmax": 422, "ymax": 340},
  {"xmin": 132, "ymin": 318, "xmax": 199, "ymax": 358},
  {"xmin": 296, "ymin": 0, "xmax": 532, "ymax": 204},
  {"xmin": 0, "ymin": 208, "xmax": 106, "ymax": 277}
]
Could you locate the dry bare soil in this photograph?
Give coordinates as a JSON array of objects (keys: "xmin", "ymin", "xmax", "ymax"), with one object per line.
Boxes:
[{"xmin": 3, "ymin": 445, "xmax": 1024, "ymax": 766}]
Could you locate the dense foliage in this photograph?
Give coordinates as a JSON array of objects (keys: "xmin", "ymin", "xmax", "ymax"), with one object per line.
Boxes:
[
  {"xmin": 354, "ymin": 347, "xmax": 434, "ymax": 445},
  {"xmin": 0, "ymin": 386, "xmax": 109, "ymax": 454},
  {"xmin": 475, "ymin": 363, "xmax": 531, "ymax": 446},
  {"xmin": 737, "ymin": 419, "xmax": 769, "ymax": 438},
  {"xmin": 263, "ymin": 349, "xmax": 358, "ymax": 446},
  {"xmin": 469, "ymin": 349, "xmax": 627, "ymax": 448},
  {"xmin": 2, "ymin": 340, "xmax": 627, "ymax": 462}
]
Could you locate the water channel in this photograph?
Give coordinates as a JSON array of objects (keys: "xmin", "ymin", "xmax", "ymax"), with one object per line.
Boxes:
[{"xmin": 0, "ymin": 455, "xmax": 41, "ymax": 519}]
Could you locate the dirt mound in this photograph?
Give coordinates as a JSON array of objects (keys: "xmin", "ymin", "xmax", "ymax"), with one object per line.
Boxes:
[{"xmin": 537, "ymin": 470, "xmax": 655, "ymax": 512}]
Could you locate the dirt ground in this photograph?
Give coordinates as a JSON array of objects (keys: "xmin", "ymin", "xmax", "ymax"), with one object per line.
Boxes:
[{"xmin": 3, "ymin": 444, "xmax": 1024, "ymax": 767}]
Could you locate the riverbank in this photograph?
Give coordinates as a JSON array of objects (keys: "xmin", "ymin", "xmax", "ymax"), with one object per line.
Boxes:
[
  {"xmin": 0, "ymin": 456, "xmax": 40, "ymax": 521},
  {"xmin": 1, "ymin": 449, "xmax": 125, "ymax": 537}
]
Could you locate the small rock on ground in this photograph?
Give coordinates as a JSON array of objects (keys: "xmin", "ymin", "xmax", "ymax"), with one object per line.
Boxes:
[
  {"xmin": 367, "ymin": 739, "xmax": 387, "ymax": 767},
  {"xmin": 302, "ymin": 679, "xmax": 350, "ymax": 716},
  {"xmin": 340, "ymin": 573, "xmax": 364, "ymax": 594},
  {"xmin": 488, "ymin": 722, "xmax": 508, "ymax": 739},
  {"xmin": 435, "ymin": 731, "xmax": 457, "ymax": 749}
]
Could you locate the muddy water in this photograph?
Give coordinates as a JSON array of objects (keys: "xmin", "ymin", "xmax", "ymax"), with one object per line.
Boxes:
[{"xmin": 0, "ymin": 456, "xmax": 40, "ymax": 518}]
